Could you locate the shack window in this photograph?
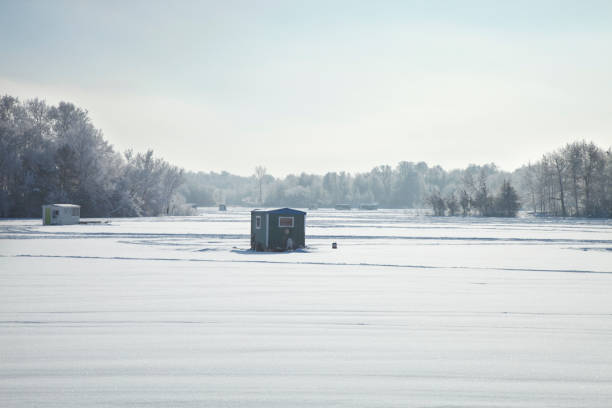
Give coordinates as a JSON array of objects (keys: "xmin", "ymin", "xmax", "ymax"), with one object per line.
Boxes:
[
  {"xmin": 53, "ymin": 210, "xmax": 59, "ymax": 218},
  {"xmin": 278, "ymin": 216, "xmax": 294, "ymax": 228},
  {"xmin": 72, "ymin": 207, "xmax": 80, "ymax": 216},
  {"xmin": 255, "ymin": 215, "xmax": 261, "ymax": 229}
]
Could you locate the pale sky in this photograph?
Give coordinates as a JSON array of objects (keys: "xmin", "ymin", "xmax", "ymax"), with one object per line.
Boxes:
[{"xmin": 1, "ymin": 0, "xmax": 611, "ymax": 176}]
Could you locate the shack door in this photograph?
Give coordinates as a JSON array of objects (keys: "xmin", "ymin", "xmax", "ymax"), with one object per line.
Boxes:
[{"xmin": 45, "ymin": 208, "xmax": 51, "ymax": 225}]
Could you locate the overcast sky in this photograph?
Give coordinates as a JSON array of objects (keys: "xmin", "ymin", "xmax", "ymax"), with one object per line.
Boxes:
[{"xmin": 1, "ymin": 0, "xmax": 611, "ymax": 176}]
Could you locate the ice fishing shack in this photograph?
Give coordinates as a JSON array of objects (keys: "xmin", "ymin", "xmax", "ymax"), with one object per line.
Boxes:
[
  {"xmin": 251, "ymin": 208, "xmax": 306, "ymax": 251},
  {"xmin": 42, "ymin": 204, "xmax": 80, "ymax": 225}
]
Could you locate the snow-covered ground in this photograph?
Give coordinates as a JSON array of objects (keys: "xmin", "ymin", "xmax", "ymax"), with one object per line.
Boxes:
[{"xmin": 1, "ymin": 208, "xmax": 611, "ymax": 407}]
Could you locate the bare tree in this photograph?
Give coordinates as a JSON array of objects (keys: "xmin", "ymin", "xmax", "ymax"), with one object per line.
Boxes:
[
  {"xmin": 254, "ymin": 165, "xmax": 267, "ymax": 205},
  {"xmin": 551, "ymin": 153, "xmax": 567, "ymax": 217},
  {"xmin": 565, "ymin": 142, "xmax": 583, "ymax": 216},
  {"xmin": 459, "ymin": 189, "xmax": 471, "ymax": 216}
]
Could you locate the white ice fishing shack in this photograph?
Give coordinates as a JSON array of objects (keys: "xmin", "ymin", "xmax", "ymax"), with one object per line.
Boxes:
[{"xmin": 42, "ymin": 204, "xmax": 80, "ymax": 225}]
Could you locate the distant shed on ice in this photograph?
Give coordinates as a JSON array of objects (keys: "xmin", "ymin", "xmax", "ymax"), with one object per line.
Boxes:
[
  {"xmin": 359, "ymin": 203, "xmax": 378, "ymax": 210},
  {"xmin": 251, "ymin": 208, "xmax": 306, "ymax": 251},
  {"xmin": 42, "ymin": 204, "xmax": 80, "ymax": 225}
]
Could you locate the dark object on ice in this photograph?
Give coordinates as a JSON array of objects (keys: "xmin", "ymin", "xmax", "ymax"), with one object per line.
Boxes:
[
  {"xmin": 250, "ymin": 208, "xmax": 306, "ymax": 251},
  {"xmin": 334, "ymin": 204, "xmax": 351, "ymax": 210},
  {"xmin": 218, "ymin": 204, "xmax": 227, "ymax": 211},
  {"xmin": 332, "ymin": 242, "xmax": 337, "ymax": 249}
]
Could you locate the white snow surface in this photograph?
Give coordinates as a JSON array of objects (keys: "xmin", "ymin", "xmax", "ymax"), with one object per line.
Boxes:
[{"xmin": 1, "ymin": 208, "xmax": 611, "ymax": 407}]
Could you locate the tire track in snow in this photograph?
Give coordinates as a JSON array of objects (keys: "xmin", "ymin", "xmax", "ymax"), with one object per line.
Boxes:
[
  {"xmin": 3, "ymin": 231, "xmax": 612, "ymax": 245},
  {"xmin": 7, "ymin": 253, "xmax": 612, "ymax": 275}
]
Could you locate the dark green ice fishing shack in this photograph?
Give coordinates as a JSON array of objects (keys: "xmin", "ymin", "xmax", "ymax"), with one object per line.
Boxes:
[{"xmin": 251, "ymin": 208, "xmax": 306, "ymax": 251}]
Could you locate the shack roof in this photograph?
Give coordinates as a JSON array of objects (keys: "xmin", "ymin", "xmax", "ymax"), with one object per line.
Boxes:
[
  {"xmin": 251, "ymin": 208, "xmax": 306, "ymax": 215},
  {"xmin": 45, "ymin": 204, "xmax": 80, "ymax": 208}
]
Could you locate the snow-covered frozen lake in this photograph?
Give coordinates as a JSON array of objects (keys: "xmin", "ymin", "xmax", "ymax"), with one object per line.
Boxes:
[{"xmin": 1, "ymin": 208, "xmax": 611, "ymax": 407}]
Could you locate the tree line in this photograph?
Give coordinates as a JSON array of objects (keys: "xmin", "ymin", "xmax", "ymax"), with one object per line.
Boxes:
[
  {"xmin": 0, "ymin": 96, "xmax": 188, "ymax": 218},
  {"xmin": 183, "ymin": 143, "xmax": 610, "ymax": 218},
  {"xmin": 184, "ymin": 161, "xmax": 505, "ymax": 209},
  {"xmin": 183, "ymin": 162, "xmax": 523, "ymax": 216},
  {"xmin": 2, "ymin": 95, "xmax": 610, "ymax": 218}
]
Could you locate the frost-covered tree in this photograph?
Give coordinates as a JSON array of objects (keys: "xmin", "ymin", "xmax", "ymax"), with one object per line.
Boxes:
[
  {"xmin": 0, "ymin": 95, "xmax": 187, "ymax": 218},
  {"xmin": 426, "ymin": 189, "xmax": 446, "ymax": 216},
  {"xmin": 518, "ymin": 141, "xmax": 610, "ymax": 218},
  {"xmin": 445, "ymin": 192, "xmax": 459, "ymax": 216}
]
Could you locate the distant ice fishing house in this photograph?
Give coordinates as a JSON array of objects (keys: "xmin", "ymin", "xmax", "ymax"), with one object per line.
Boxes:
[
  {"xmin": 42, "ymin": 204, "xmax": 80, "ymax": 225},
  {"xmin": 251, "ymin": 208, "xmax": 306, "ymax": 251}
]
